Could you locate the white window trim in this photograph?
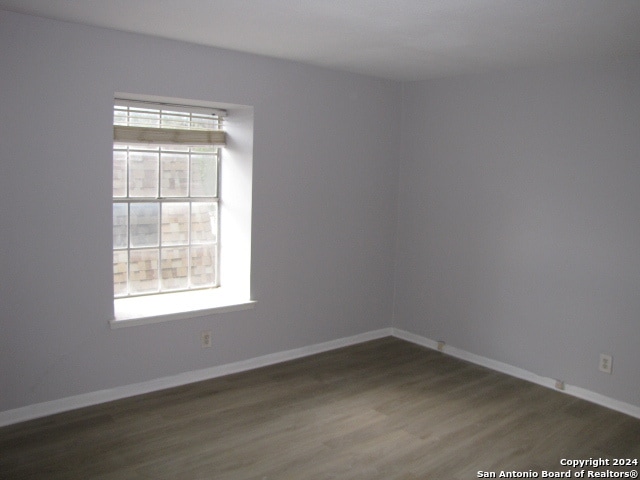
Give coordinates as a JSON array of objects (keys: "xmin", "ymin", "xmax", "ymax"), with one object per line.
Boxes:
[{"xmin": 110, "ymin": 94, "xmax": 254, "ymax": 328}]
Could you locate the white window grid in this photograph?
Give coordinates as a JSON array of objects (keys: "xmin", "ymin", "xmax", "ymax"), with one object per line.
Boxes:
[{"xmin": 113, "ymin": 105, "xmax": 222, "ymax": 298}]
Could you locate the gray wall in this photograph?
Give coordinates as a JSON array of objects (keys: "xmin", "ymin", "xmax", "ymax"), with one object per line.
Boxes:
[
  {"xmin": 0, "ymin": 11, "xmax": 400, "ymax": 412},
  {"xmin": 394, "ymin": 57, "xmax": 640, "ymax": 406}
]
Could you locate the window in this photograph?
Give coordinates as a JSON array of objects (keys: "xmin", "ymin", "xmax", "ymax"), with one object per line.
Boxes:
[
  {"xmin": 111, "ymin": 95, "xmax": 254, "ymax": 327},
  {"xmin": 113, "ymin": 98, "xmax": 226, "ymax": 297}
]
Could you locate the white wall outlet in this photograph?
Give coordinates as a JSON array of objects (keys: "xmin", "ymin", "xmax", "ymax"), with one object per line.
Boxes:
[
  {"xmin": 201, "ymin": 330, "xmax": 212, "ymax": 348},
  {"xmin": 437, "ymin": 341, "xmax": 445, "ymax": 352},
  {"xmin": 599, "ymin": 353, "xmax": 612, "ymax": 374}
]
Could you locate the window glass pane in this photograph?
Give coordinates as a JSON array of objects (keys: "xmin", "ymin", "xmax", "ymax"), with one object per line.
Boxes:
[
  {"xmin": 191, "ymin": 116, "xmax": 218, "ymax": 130},
  {"xmin": 161, "ymin": 202, "xmax": 189, "ymax": 246},
  {"xmin": 162, "ymin": 144, "xmax": 189, "ymax": 152},
  {"xmin": 161, "ymin": 153, "xmax": 189, "ymax": 197},
  {"xmin": 191, "ymin": 202, "xmax": 218, "ymax": 244},
  {"xmin": 129, "ymin": 248, "xmax": 159, "ymax": 294},
  {"xmin": 191, "ymin": 154, "xmax": 217, "ymax": 197},
  {"xmin": 161, "ymin": 111, "xmax": 190, "ymax": 129},
  {"xmin": 128, "ymin": 108, "xmax": 159, "ymax": 127},
  {"xmin": 113, "ymin": 250, "xmax": 128, "ymax": 297},
  {"xmin": 130, "ymin": 203, "xmax": 159, "ymax": 247},
  {"xmin": 113, "ymin": 204, "xmax": 128, "ymax": 248},
  {"xmin": 113, "ymin": 108, "xmax": 128, "ymax": 126},
  {"xmin": 161, "ymin": 247, "xmax": 189, "ymax": 291},
  {"xmin": 190, "ymin": 245, "xmax": 216, "ymax": 287},
  {"xmin": 190, "ymin": 145, "xmax": 214, "ymax": 153},
  {"xmin": 113, "ymin": 151, "xmax": 127, "ymax": 197},
  {"xmin": 129, "ymin": 151, "xmax": 159, "ymax": 197}
]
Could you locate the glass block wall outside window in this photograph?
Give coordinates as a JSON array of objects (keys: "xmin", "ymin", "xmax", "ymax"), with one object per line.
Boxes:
[{"xmin": 113, "ymin": 102, "xmax": 222, "ymax": 297}]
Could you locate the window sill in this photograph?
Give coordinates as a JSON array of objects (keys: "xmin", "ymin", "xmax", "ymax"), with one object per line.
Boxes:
[{"xmin": 111, "ymin": 289, "xmax": 255, "ymax": 328}]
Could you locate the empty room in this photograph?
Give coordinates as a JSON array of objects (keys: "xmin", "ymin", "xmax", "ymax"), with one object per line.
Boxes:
[{"xmin": 1, "ymin": 1, "xmax": 639, "ymax": 478}]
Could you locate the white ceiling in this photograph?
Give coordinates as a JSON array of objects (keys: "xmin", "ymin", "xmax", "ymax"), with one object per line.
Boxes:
[{"xmin": 1, "ymin": 0, "xmax": 640, "ymax": 81}]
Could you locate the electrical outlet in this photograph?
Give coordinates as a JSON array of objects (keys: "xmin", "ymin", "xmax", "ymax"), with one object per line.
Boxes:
[
  {"xmin": 201, "ymin": 330, "xmax": 212, "ymax": 348},
  {"xmin": 599, "ymin": 354, "xmax": 612, "ymax": 374},
  {"xmin": 437, "ymin": 341, "xmax": 445, "ymax": 352}
]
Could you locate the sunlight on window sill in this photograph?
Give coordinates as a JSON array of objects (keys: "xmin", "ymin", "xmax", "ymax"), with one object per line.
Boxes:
[{"xmin": 111, "ymin": 289, "xmax": 255, "ymax": 328}]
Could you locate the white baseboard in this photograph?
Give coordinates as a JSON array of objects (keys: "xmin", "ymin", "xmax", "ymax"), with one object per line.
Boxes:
[
  {"xmin": 2, "ymin": 326, "xmax": 638, "ymax": 427},
  {"xmin": 0, "ymin": 328, "xmax": 392, "ymax": 428},
  {"xmin": 392, "ymin": 328, "xmax": 640, "ymax": 420}
]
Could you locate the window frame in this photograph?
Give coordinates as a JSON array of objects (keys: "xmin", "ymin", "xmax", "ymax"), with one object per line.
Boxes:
[
  {"xmin": 112, "ymin": 100, "xmax": 223, "ymax": 298},
  {"xmin": 110, "ymin": 94, "xmax": 255, "ymax": 328}
]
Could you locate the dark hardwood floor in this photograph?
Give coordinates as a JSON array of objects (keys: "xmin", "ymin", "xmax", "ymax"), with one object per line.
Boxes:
[{"xmin": 1, "ymin": 337, "xmax": 639, "ymax": 479}]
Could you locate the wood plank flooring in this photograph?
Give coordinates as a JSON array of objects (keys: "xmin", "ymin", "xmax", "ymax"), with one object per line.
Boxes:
[{"xmin": 1, "ymin": 337, "xmax": 639, "ymax": 479}]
